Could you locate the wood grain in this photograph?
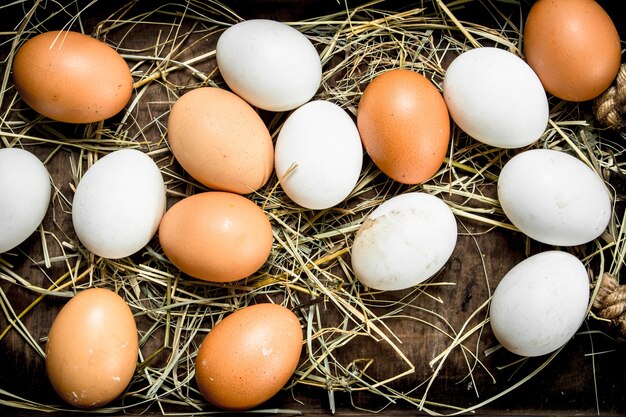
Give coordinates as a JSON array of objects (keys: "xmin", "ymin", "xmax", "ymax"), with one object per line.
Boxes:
[{"xmin": 1, "ymin": 0, "xmax": 626, "ymax": 415}]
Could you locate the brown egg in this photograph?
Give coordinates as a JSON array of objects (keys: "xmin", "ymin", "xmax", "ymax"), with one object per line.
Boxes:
[
  {"xmin": 45, "ymin": 288, "xmax": 138, "ymax": 409},
  {"xmin": 523, "ymin": 0, "xmax": 621, "ymax": 102},
  {"xmin": 356, "ymin": 69, "xmax": 450, "ymax": 184},
  {"xmin": 12, "ymin": 30, "xmax": 133, "ymax": 123},
  {"xmin": 195, "ymin": 303, "xmax": 302, "ymax": 410},
  {"xmin": 167, "ymin": 87, "xmax": 274, "ymax": 194},
  {"xmin": 158, "ymin": 191, "xmax": 273, "ymax": 282}
]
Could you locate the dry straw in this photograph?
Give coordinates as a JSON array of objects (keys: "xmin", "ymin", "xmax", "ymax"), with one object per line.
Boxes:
[{"xmin": 0, "ymin": 0, "xmax": 625, "ymax": 415}]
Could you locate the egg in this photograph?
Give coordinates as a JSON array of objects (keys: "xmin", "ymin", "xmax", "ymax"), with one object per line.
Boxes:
[
  {"xmin": 498, "ymin": 149, "xmax": 611, "ymax": 246},
  {"xmin": 216, "ymin": 19, "xmax": 322, "ymax": 112},
  {"xmin": 524, "ymin": 0, "xmax": 621, "ymax": 102},
  {"xmin": 490, "ymin": 251, "xmax": 589, "ymax": 357},
  {"xmin": 443, "ymin": 47, "xmax": 549, "ymax": 149},
  {"xmin": 72, "ymin": 149, "xmax": 166, "ymax": 259},
  {"xmin": 357, "ymin": 69, "xmax": 450, "ymax": 184},
  {"xmin": 0, "ymin": 148, "xmax": 51, "ymax": 253},
  {"xmin": 351, "ymin": 192, "xmax": 457, "ymax": 291},
  {"xmin": 274, "ymin": 100, "xmax": 363, "ymax": 209},
  {"xmin": 12, "ymin": 30, "xmax": 133, "ymax": 124},
  {"xmin": 167, "ymin": 87, "xmax": 274, "ymax": 194},
  {"xmin": 158, "ymin": 191, "xmax": 273, "ymax": 282},
  {"xmin": 195, "ymin": 303, "xmax": 302, "ymax": 410},
  {"xmin": 46, "ymin": 288, "xmax": 138, "ymax": 408}
]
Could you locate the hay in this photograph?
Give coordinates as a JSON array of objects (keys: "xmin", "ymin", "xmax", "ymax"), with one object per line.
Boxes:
[{"xmin": 1, "ymin": 0, "xmax": 625, "ymax": 415}]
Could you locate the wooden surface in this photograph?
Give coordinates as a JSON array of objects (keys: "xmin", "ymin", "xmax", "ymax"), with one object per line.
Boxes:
[{"xmin": 1, "ymin": 0, "xmax": 626, "ymax": 415}]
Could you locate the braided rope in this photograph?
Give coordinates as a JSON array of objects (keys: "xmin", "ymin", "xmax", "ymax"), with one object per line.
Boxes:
[
  {"xmin": 592, "ymin": 273, "xmax": 626, "ymax": 340},
  {"xmin": 594, "ymin": 64, "xmax": 626, "ymax": 130}
]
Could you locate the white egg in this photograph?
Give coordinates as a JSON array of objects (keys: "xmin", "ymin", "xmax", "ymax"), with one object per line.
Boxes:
[
  {"xmin": 72, "ymin": 149, "xmax": 166, "ymax": 259},
  {"xmin": 490, "ymin": 250, "xmax": 589, "ymax": 357},
  {"xmin": 351, "ymin": 192, "xmax": 457, "ymax": 291},
  {"xmin": 498, "ymin": 149, "xmax": 611, "ymax": 246},
  {"xmin": 275, "ymin": 100, "xmax": 363, "ymax": 209},
  {"xmin": 216, "ymin": 19, "xmax": 322, "ymax": 112},
  {"xmin": 443, "ymin": 47, "xmax": 549, "ymax": 148},
  {"xmin": 0, "ymin": 148, "xmax": 51, "ymax": 253}
]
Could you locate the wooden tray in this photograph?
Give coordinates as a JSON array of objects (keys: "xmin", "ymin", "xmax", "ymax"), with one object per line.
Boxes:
[{"xmin": 1, "ymin": 1, "xmax": 625, "ymax": 415}]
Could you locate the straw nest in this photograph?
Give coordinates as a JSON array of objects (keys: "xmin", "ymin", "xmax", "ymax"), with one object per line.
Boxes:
[{"xmin": 1, "ymin": 0, "xmax": 625, "ymax": 415}]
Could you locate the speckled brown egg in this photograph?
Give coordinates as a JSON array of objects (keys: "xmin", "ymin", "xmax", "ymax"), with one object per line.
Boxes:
[
  {"xmin": 195, "ymin": 303, "xmax": 302, "ymax": 410},
  {"xmin": 167, "ymin": 87, "xmax": 274, "ymax": 194},
  {"xmin": 12, "ymin": 30, "xmax": 133, "ymax": 123},
  {"xmin": 45, "ymin": 288, "xmax": 138, "ymax": 409},
  {"xmin": 523, "ymin": 0, "xmax": 621, "ymax": 102},
  {"xmin": 158, "ymin": 191, "xmax": 273, "ymax": 282},
  {"xmin": 356, "ymin": 69, "xmax": 450, "ymax": 184}
]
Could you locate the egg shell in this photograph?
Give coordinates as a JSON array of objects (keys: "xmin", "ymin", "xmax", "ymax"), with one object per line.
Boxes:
[
  {"xmin": 357, "ymin": 69, "xmax": 450, "ymax": 184},
  {"xmin": 216, "ymin": 19, "xmax": 322, "ymax": 112},
  {"xmin": 12, "ymin": 30, "xmax": 133, "ymax": 124},
  {"xmin": 274, "ymin": 100, "xmax": 363, "ymax": 209},
  {"xmin": 497, "ymin": 149, "xmax": 611, "ymax": 246},
  {"xmin": 524, "ymin": 0, "xmax": 621, "ymax": 102},
  {"xmin": 351, "ymin": 192, "xmax": 457, "ymax": 291},
  {"xmin": 442, "ymin": 47, "xmax": 549, "ymax": 149},
  {"xmin": 490, "ymin": 251, "xmax": 589, "ymax": 357},
  {"xmin": 72, "ymin": 149, "xmax": 166, "ymax": 259},
  {"xmin": 158, "ymin": 191, "xmax": 273, "ymax": 283},
  {"xmin": 167, "ymin": 87, "xmax": 274, "ymax": 194},
  {"xmin": 46, "ymin": 288, "xmax": 138, "ymax": 408},
  {"xmin": 195, "ymin": 303, "xmax": 302, "ymax": 410},
  {"xmin": 0, "ymin": 148, "xmax": 51, "ymax": 253}
]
